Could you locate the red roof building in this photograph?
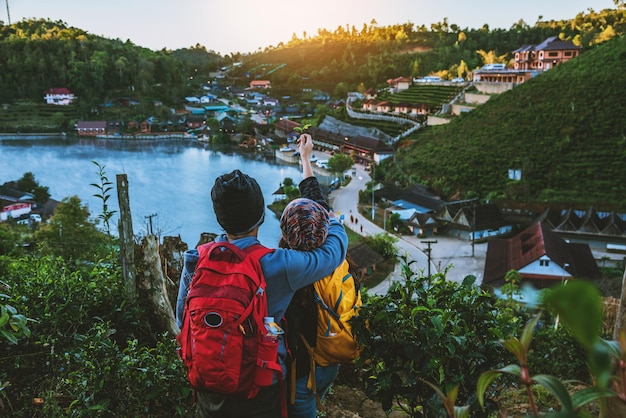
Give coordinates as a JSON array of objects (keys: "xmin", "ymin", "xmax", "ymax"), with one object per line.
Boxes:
[
  {"xmin": 44, "ymin": 87, "xmax": 75, "ymax": 105},
  {"xmin": 483, "ymin": 221, "xmax": 600, "ymax": 288}
]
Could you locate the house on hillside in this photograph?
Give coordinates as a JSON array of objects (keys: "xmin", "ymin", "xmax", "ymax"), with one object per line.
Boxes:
[
  {"xmin": 472, "ymin": 65, "xmax": 533, "ymax": 83},
  {"xmin": 0, "ymin": 184, "xmax": 35, "ymax": 222},
  {"xmin": 387, "ymin": 77, "xmax": 412, "ymax": 93},
  {"xmin": 44, "ymin": 88, "xmax": 75, "ymax": 105},
  {"xmin": 186, "ymin": 114, "xmax": 206, "ymax": 130},
  {"xmin": 361, "ymin": 99, "xmax": 377, "ymax": 112},
  {"xmin": 375, "ymin": 101, "xmax": 392, "ymax": 113},
  {"xmin": 250, "ymin": 80, "xmax": 271, "ymax": 89},
  {"xmin": 377, "ymin": 184, "xmax": 445, "ymax": 214},
  {"xmin": 126, "ymin": 119, "xmax": 152, "ymax": 133},
  {"xmin": 406, "ymin": 212, "xmax": 441, "ymax": 237},
  {"xmin": 76, "ymin": 121, "xmax": 106, "ymax": 136},
  {"xmin": 514, "ymin": 36, "xmax": 582, "ymax": 71},
  {"xmin": 215, "ymin": 113, "xmax": 236, "ymax": 133},
  {"xmin": 473, "ymin": 36, "xmax": 582, "ymax": 84},
  {"xmin": 364, "ymin": 88, "xmax": 378, "ymax": 100},
  {"xmin": 342, "ymin": 135, "xmax": 394, "ymax": 165},
  {"xmin": 483, "ymin": 221, "xmax": 600, "ymax": 288},
  {"xmin": 361, "ymin": 99, "xmax": 431, "ymax": 116},
  {"xmin": 346, "ymin": 243, "xmax": 384, "ymax": 282},
  {"xmin": 408, "ymin": 103, "xmax": 431, "ymax": 115},
  {"xmin": 376, "ymin": 184, "xmax": 445, "ymax": 236}
]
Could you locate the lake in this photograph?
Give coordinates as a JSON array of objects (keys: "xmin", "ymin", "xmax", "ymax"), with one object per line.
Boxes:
[{"xmin": 0, "ymin": 137, "xmax": 309, "ymax": 248}]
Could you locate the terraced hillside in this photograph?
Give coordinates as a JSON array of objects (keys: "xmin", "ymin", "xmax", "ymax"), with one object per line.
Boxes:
[
  {"xmin": 382, "ymin": 35, "xmax": 626, "ymax": 210},
  {"xmin": 380, "ymin": 84, "xmax": 464, "ymax": 107},
  {"xmin": 0, "ymin": 103, "xmax": 77, "ymax": 133}
]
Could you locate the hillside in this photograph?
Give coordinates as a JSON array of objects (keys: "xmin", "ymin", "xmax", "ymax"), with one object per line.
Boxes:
[{"xmin": 382, "ymin": 35, "xmax": 626, "ymax": 210}]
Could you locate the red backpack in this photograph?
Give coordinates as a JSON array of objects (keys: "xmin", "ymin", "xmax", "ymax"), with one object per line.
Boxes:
[{"xmin": 176, "ymin": 241, "xmax": 282, "ymax": 400}]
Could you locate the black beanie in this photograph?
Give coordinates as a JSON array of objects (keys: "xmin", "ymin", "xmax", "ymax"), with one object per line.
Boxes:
[{"xmin": 211, "ymin": 170, "xmax": 265, "ymax": 235}]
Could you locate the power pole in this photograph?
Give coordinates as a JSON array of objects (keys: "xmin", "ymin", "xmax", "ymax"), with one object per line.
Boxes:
[
  {"xmin": 145, "ymin": 213, "xmax": 158, "ymax": 236},
  {"xmin": 472, "ymin": 202, "xmax": 476, "ymax": 257},
  {"xmin": 421, "ymin": 240, "xmax": 438, "ymax": 279},
  {"xmin": 5, "ymin": 0, "xmax": 11, "ymax": 25}
]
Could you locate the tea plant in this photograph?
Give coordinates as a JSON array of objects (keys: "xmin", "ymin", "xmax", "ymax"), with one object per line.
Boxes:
[
  {"xmin": 352, "ymin": 257, "xmax": 522, "ymax": 416},
  {"xmin": 293, "ymin": 123, "xmax": 312, "ymax": 134},
  {"xmin": 90, "ymin": 160, "xmax": 117, "ymax": 237},
  {"xmin": 477, "ymin": 279, "xmax": 624, "ymax": 417}
]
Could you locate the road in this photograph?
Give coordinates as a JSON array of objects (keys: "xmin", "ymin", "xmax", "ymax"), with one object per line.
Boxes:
[{"xmin": 325, "ymin": 160, "xmax": 488, "ymax": 295}]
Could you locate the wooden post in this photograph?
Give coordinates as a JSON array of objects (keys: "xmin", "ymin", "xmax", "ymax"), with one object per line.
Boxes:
[
  {"xmin": 139, "ymin": 235, "xmax": 180, "ymax": 335},
  {"xmin": 613, "ymin": 266, "xmax": 626, "ymax": 341},
  {"xmin": 117, "ymin": 174, "xmax": 136, "ymax": 300}
]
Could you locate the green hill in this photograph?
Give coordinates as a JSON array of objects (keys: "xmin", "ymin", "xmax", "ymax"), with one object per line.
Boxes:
[{"xmin": 382, "ymin": 35, "xmax": 626, "ymax": 210}]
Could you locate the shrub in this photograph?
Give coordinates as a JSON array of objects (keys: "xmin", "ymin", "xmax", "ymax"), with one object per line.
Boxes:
[{"xmin": 352, "ymin": 265, "xmax": 523, "ymax": 416}]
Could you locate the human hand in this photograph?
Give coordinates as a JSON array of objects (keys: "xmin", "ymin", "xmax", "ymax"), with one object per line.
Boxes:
[{"xmin": 296, "ymin": 134, "xmax": 313, "ymax": 160}]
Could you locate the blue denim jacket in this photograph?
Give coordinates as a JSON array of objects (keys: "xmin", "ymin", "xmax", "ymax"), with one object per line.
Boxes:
[{"xmin": 175, "ymin": 217, "xmax": 347, "ymax": 377}]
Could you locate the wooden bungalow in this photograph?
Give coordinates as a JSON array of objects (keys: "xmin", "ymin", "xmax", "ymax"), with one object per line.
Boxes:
[
  {"xmin": 76, "ymin": 121, "xmax": 106, "ymax": 136},
  {"xmin": 346, "ymin": 243, "xmax": 384, "ymax": 282}
]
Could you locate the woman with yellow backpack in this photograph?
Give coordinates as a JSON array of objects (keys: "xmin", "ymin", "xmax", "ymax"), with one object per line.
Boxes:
[{"xmin": 281, "ymin": 134, "xmax": 362, "ymax": 418}]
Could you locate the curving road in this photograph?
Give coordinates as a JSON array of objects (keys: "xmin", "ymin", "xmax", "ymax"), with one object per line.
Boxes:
[{"xmin": 327, "ymin": 162, "xmax": 434, "ymax": 296}]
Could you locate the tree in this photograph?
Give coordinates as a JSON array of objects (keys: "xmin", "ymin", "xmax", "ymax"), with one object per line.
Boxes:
[
  {"xmin": 410, "ymin": 59, "xmax": 420, "ymax": 78},
  {"xmin": 34, "ymin": 195, "xmax": 108, "ymax": 262},
  {"xmin": 327, "ymin": 153, "xmax": 354, "ymax": 182},
  {"xmin": 16, "ymin": 172, "xmax": 38, "ymax": 193},
  {"xmin": 476, "ymin": 49, "xmax": 509, "ymax": 66},
  {"xmin": 0, "ymin": 223, "xmax": 24, "ymax": 256},
  {"xmin": 16, "ymin": 172, "xmax": 50, "ymax": 204}
]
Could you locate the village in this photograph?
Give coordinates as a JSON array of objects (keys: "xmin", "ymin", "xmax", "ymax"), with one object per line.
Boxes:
[{"xmin": 3, "ymin": 35, "xmax": 625, "ymax": 293}]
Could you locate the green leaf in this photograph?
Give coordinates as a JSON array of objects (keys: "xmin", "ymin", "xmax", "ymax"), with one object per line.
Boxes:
[
  {"xmin": 588, "ymin": 339, "xmax": 614, "ymax": 389},
  {"xmin": 543, "ymin": 280, "xmax": 602, "ymax": 350},
  {"xmin": 520, "ymin": 314, "xmax": 540, "ymax": 350},
  {"xmin": 503, "ymin": 338, "xmax": 525, "ymax": 361},
  {"xmin": 454, "ymin": 405, "xmax": 471, "ymax": 418},
  {"xmin": 477, "ymin": 366, "xmax": 521, "ymax": 407},
  {"xmin": 0, "ymin": 308, "xmax": 9, "ymax": 328},
  {"xmin": 570, "ymin": 386, "xmax": 615, "ymax": 409},
  {"xmin": 461, "ymin": 275, "xmax": 476, "ymax": 286},
  {"xmin": 532, "ymin": 374, "xmax": 573, "ymax": 412},
  {"xmin": 0, "ymin": 329, "xmax": 17, "ymax": 344}
]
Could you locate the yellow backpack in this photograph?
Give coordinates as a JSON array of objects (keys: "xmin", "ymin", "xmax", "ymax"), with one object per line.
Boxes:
[
  {"xmin": 308, "ymin": 259, "xmax": 362, "ymax": 366},
  {"xmin": 289, "ymin": 259, "xmax": 362, "ymax": 408}
]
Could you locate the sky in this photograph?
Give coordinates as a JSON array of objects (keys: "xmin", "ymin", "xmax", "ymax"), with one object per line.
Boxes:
[{"xmin": 5, "ymin": 0, "xmax": 618, "ymax": 55}]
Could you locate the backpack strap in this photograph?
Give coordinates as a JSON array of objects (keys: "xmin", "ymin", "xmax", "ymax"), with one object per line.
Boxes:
[
  {"xmin": 243, "ymin": 243, "xmax": 287, "ymax": 417},
  {"xmin": 299, "ymin": 335, "xmax": 322, "ymax": 411}
]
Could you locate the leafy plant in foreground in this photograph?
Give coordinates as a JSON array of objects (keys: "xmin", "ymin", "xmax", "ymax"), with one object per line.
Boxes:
[
  {"xmin": 352, "ymin": 257, "xmax": 518, "ymax": 416},
  {"xmin": 477, "ymin": 280, "xmax": 625, "ymax": 417},
  {"xmin": 90, "ymin": 160, "xmax": 117, "ymax": 237}
]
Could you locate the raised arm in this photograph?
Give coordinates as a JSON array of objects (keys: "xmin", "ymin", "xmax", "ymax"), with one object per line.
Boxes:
[
  {"xmin": 297, "ymin": 133, "xmax": 330, "ymax": 211},
  {"xmin": 297, "ymin": 133, "xmax": 314, "ymax": 180}
]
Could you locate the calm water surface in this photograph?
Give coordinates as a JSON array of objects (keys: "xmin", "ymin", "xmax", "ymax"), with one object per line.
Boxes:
[{"xmin": 0, "ymin": 137, "xmax": 307, "ymax": 247}]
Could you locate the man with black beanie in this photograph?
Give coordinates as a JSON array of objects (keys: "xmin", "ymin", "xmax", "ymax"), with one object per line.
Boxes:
[
  {"xmin": 211, "ymin": 169, "xmax": 266, "ymax": 236},
  {"xmin": 176, "ymin": 136, "xmax": 348, "ymax": 418}
]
